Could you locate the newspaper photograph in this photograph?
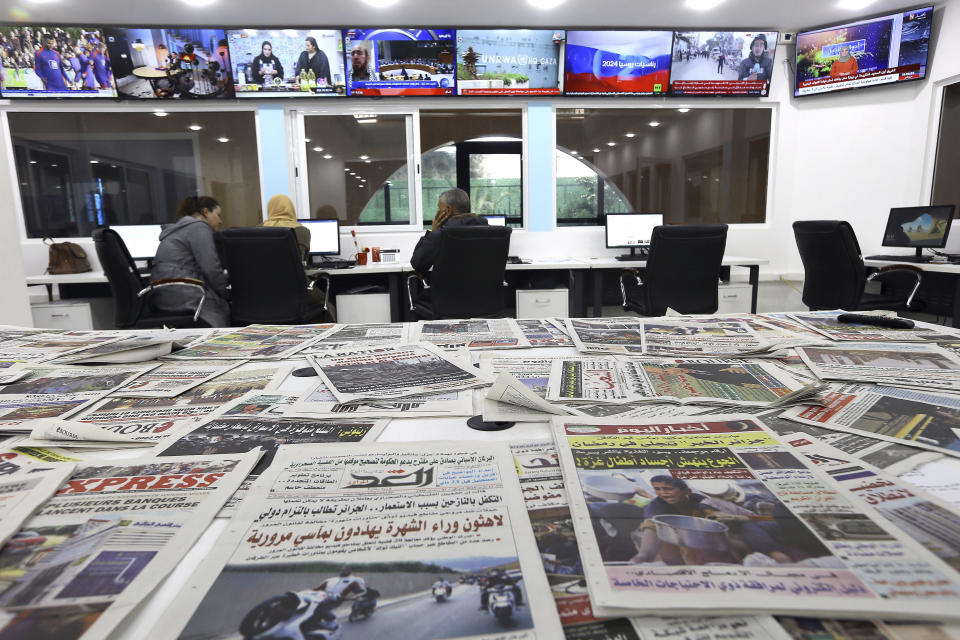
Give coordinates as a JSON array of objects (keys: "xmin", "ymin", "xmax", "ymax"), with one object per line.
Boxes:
[
  {"xmin": 69, "ymin": 363, "xmax": 292, "ymax": 443},
  {"xmin": 517, "ymin": 319, "xmax": 573, "ymax": 347},
  {"xmin": 164, "ymin": 324, "xmax": 334, "ymax": 360},
  {"xmin": 642, "ymin": 319, "xmax": 771, "ymax": 357},
  {"xmin": 550, "ymin": 415, "xmax": 960, "ymax": 619},
  {"xmin": 411, "ymin": 318, "xmax": 532, "ymax": 350},
  {"xmin": 775, "ymin": 617, "xmax": 960, "ymax": 639},
  {"xmin": 787, "ymin": 311, "xmax": 960, "ymax": 343},
  {"xmin": 158, "ymin": 442, "xmax": 563, "ymax": 640},
  {"xmin": 110, "ymin": 362, "xmax": 244, "ymax": 398},
  {"xmin": 782, "ymin": 432, "xmax": 960, "ymax": 571},
  {"xmin": 48, "ymin": 335, "xmax": 178, "ymax": 365},
  {"xmin": 301, "ymin": 323, "xmax": 410, "ymax": 354},
  {"xmin": 779, "ymin": 382, "xmax": 960, "ymax": 460},
  {"xmin": 480, "ymin": 355, "xmax": 572, "ymax": 422},
  {"xmin": 0, "ymin": 450, "xmax": 74, "ymax": 547},
  {"xmin": 565, "ymin": 318, "xmax": 647, "ymax": 354},
  {"xmin": 309, "ymin": 343, "xmax": 492, "ymax": 403},
  {"xmin": 0, "ymin": 451, "xmax": 258, "ymax": 640},
  {"xmin": 796, "ymin": 343, "xmax": 960, "ymax": 392}
]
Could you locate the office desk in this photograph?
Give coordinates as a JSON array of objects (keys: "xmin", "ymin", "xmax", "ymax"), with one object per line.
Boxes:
[
  {"xmin": 864, "ymin": 259, "xmax": 960, "ymax": 327},
  {"xmin": 578, "ymin": 255, "xmax": 769, "ymax": 317},
  {"xmin": 307, "ymin": 262, "xmax": 405, "ymax": 321},
  {"xmin": 26, "ymin": 272, "xmax": 110, "ymax": 301}
]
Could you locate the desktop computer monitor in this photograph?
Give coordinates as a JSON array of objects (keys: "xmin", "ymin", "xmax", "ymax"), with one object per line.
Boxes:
[
  {"xmin": 882, "ymin": 205, "xmax": 956, "ymax": 257},
  {"xmin": 606, "ymin": 213, "xmax": 663, "ymax": 260},
  {"xmin": 113, "ymin": 225, "xmax": 161, "ymax": 260},
  {"xmin": 483, "ymin": 215, "xmax": 506, "ymax": 226},
  {"xmin": 298, "ymin": 219, "xmax": 341, "ymax": 261}
]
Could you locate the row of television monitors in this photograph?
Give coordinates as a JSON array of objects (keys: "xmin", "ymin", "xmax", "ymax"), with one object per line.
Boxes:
[{"xmin": 0, "ymin": 8, "xmax": 932, "ymax": 101}]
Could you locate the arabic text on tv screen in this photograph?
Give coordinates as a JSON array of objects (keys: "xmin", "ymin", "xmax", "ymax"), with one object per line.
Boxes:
[
  {"xmin": 795, "ymin": 6, "xmax": 932, "ymax": 97},
  {"xmin": 669, "ymin": 31, "xmax": 778, "ymax": 97},
  {"xmin": 1, "ymin": 26, "xmax": 117, "ymax": 98},
  {"xmin": 456, "ymin": 30, "xmax": 564, "ymax": 96},
  {"xmin": 105, "ymin": 27, "xmax": 232, "ymax": 99},
  {"xmin": 344, "ymin": 28, "xmax": 456, "ymax": 96},
  {"xmin": 227, "ymin": 29, "xmax": 345, "ymax": 98},
  {"xmin": 564, "ymin": 30, "xmax": 672, "ymax": 96}
]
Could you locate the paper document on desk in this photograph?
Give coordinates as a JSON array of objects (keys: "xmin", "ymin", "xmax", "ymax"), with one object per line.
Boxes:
[
  {"xmin": 0, "ymin": 449, "xmax": 74, "ymax": 548},
  {"xmin": 796, "ymin": 342, "xmax": 960, "ymax": 392},
  {"xmin": 310, "ymin": 342, "xmax": 493, "ymax": 403},
  {"xmin": 788, "ymin": 310, "xmax": 960, "ymax": 342},
  {"xmin": 516, "ymin": 318, "xmax": 573, "ymax": 347},
  {"xmin": 48, "ymin": 335, "xmax": 177, "ymax": 364},
  {"xmin": 157, "ymin": 441, "xmax": 564, "ymax": 640},
  {"xmin": 412, "ymin": 317, "xmax": 532, "ymax": 350},
  {"xmin": 0, "ymin": 450, "xmax": 258, "ymax": 640},
  {"xmin": 163, "ymin": 324, "xmax": 335, "ymax": 360},
  {"xmin": 109, "ymin": 361, "xmax": 244, "ymax": 398},
  {"xmin": 0, "ymin": 331, "xmax": 125, "ymax": 363},
  {"xmin": 22, "ymin": 417, "xmax": 150, "ymax": 448},
  {"xmin": 300, "ymin": 322, "xmax": 410, "ymax": 353},
  {"xmin": 551, "ymin": 414, "xmax": 960, "ymax": 620}
]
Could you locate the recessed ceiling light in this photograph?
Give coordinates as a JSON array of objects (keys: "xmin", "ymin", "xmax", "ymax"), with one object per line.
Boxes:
[
  {"xmin": 153, "ymin": 111, "xmax": 168, "ymax": 117},
  {"xmin": 188, "ymin": 124, "xmax": 203, "ymax": 131},
  {"xmin": 90, "ymin": 160, "xmax": 99, "ymax": 164},
  {"xmin": 364, "ymin": 159, "xmax": 372, "ymax": 164},
  {"xmin": 361, "ymin": 179, "xmax": 367, "ymax": 182},
  {"xmin": 362, "ymin": 0, "xmax": 400, "ymax": 7},
  {"xmin": 527, "ymin": 0, "xmax": 566, "ymax": 8},
  {"xmin": 592, "ymin": 148, "xmax": 601, "ymax": 153},
  {"xmin": 110, "ymin": 165, "xmax": 117, "ymax": 168},
  {"xmin": 323, "ymin": 154, "xmax": 333, "ymax": 159},
  {"xmin": 182, "ymin": 0, "xmax": 217, "ymax": 5},
  {"xmin": 313, "ymin": 146, "xmax": 324, "ymax": 152},
  {"xmin": 344, "ymin": 168, "xmax": 351, "ymax": 172},
  {"xmin": 685, "ymin": 0, "xmax": 724, "ymax": 9},
  {"xmin": 304, "ymin": 138, "xmax": 311, "ymax": 143},
  {"xmin": 649, "ymin": 121, "xmax": 661, "ymax": 127},
  {"xmin": 678, "ymin": 108, "xmax": 691, "ymax": 113},
  {"xmin": 606, "ymin": 142, "xmax": 616, "ymax": 147},
  {"xmin": 29, "ymin": 160, "xmax": 37, "ymax": 164},
  {"xmin": 360, "ymin": 155, "xmax": 369, "ymax": 160},
  {"xmin": 217, "ymin": 137, "xmax": 230, "ymax": 143},
  {"xmin": 356, "ymin": 118, "xmax": 378, "ymax": 124},
  {"xmin": 837, "ymin": 0, "xmax": 877, "ymax": 8},
  {"xmin": 624, "ymin": 133, "xmax": 635, "ymax": 138}
]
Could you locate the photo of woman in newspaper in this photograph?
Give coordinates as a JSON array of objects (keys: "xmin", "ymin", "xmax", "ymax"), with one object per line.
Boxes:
[{"xmin": 578, "ymin": 470, "xmax": 832, "ymax": 566}]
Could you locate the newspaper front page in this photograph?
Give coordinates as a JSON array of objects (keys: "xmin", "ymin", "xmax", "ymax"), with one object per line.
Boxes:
[
  {"xmin": 565, "ymin": 318, "xmax": 647, "ymax": 355},
  {"xmin": 310, "ymin": 343, "xmax": 492, "ymax": 403},
  {"xmin": 0, "ymin": 451, "xmax": 258, "ymax": 640},
  {"xmin": 796, "ymin": 343, "xmax": 960, "ymax": 392},
  {"xmin": 411, "ymin": 318, "xmax": 532, "ymax": 350},
  {"xmin": 780, "ymin": 383, "xmax": 960, "ymax": 460},
  {"xmin": 163, "ymin": 324, "xmax": 335, "ymax": 360},
  {"xmin": 159, "ymin": 442, "xmax": 563, "ymax": 640},
  {"xmin": 0, "ymin": 332, "xmax": 124, "ymax": 363},
  {"xmin": 0, "ymin": 450, "xmax": 74, "ymax": 546},
  {"xmin": 642, "ymin": 319, "xmax": 771, "ymax": 357},
  {"xmin": 550, "ymin": 415, "xmax": 960, "ymax": 620},
  {"xmin": 788, "ymin": 311, "xmax": 960, "ymax": 342},
  {"xmin": 301, "ymin": 323, "xmax": 410, "ymax": 354},
  {"xmin": 517, "ymin": 319, "xmax": 573, "ymax": 347},
  {"xmin": 110, "ymin": 362, "xmax": 244, "ymax": 398},
  {"xmin": 48, "ymin": 335, "xmax": 177, "ymax": 364}
]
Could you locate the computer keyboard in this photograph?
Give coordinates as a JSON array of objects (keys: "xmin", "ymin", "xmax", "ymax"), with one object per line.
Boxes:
[
  {"xmin": 312, "ymin": 259, "xmax": 356, "ymax": 269},
  {"xmin": 864, "ymin": 254, "xmax": 932, "ymax": 263}
]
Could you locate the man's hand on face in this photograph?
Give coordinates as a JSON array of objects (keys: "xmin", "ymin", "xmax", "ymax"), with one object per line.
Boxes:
[{"xmin": 431, "ymin": 208, "xmax": 452, "ymax": 231}]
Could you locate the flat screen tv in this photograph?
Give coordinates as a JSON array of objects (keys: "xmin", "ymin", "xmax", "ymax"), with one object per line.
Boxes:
[
  {"xmin": 564, "ymin": 30, "xmax": 672, "ymax": 96},
  {"xmin": 227, "ymin": 29, "xmax": 345, "ymax": 97},
  {"xmin": 670, "ymin": 31, "xmax": 779, "ymax": 97},
  {"xmin": 794, "ymin": 6, "xmax": 933, "ymax": 97},
  {"xmin": 455, "ymin": 30, "xmax": 565, "ymax": 96},
  {"xmin": 105, "ymin": 27, "xmax": 233, "ymax": 99},
  {"xmin": 0, "ymin": 26, "xmax": 117, "ymax": 98},
  {"xmin": 343, "ymin": 28, "xmax": 456, "ymax": 96}
]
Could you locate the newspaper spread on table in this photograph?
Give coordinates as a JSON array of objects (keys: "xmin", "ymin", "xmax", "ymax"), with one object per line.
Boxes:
[
  {"xmin": 0, "ymin": 449, "xmax": 74, "ymax": 547},
  {"xmin": 411, "ymin": 318, "xmax": 532, "ymax": 350},
  {"xmin": 779, "ymin": 382, "xmax": 960, "ymax": 459},
  {"xmin": 0, "ymin": 364, "xmax": 157, "ymax": 431},
  {"xmin": 290, "ymin": 360, "xmax": 474, "ymax": 418},
  {"xmin": 18, "ymin": 418, "xmax": 149, "ymax": 449},
  {"xmin": 547, "ymin": 356, "xmax": 820, "ymax": 407},
  {"xmin": 788, "ymin": 310, "xmax": 960, "ymax": 342},
  {"xmin": 163, "ymin": 324, "xmax": 334, "ymax": 360},
  {"xmin": 796, "ymin": 342, "xmax": 960, "ymax": 392},
  {"xmin": 0, "ymin": 332, "xmax": 124, "ymax": 363},
  {"xmin": 0, "ymin": 451, "xmax": 258, "ymax": 640},
  {"xmin": 48, "ymin": 335, "xmax": 177, "ymax": 364},
  {"xmin": 550, "ymin": 414, "xmax": 960, "ymax": 619},
  {"xmin": 300, "ymin": 323, "xmax": 410, "ymax": 353},
  {"xmin": 641, "ymin": 319, "xmax": 773, "ymax": 357},
  {"xmin": 517, "ymin": 319, "xmax": 573, "ymax": 347},
  {"xmin": 157, "ymin": 442, "xmax": 563, "ymax": 640},
  {"xmin": 109, "ymin": 361, "xmax": 245, "ymax": 398},
  {"xmin": 68, "ymin": 363, "xmax": 292, "ymax": 443},
  {"xmin": 0, "ymin": 365, "xmax": 29, "ymax": 386},
  {"xmin": 310, "ymin": 343, "xmax": 492, "ymax": 403},
  {"xmin": 509, "ymin": 439, "xmax": 791, "ymax": 640}
]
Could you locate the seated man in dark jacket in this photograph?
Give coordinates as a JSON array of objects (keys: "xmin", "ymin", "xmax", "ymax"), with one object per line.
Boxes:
[{"xmin": 410, "ymin": 188, "xmax": 488, "ymax": 275}]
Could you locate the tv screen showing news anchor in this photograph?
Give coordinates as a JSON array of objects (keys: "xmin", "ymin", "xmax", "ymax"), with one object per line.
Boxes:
[
  {"xmin": 0, "ymin": 26, "xmax": 117, "ymax": 98},
  {"xmin": 564, "ymin": 30, "xmax": 672, "ymax": 96},
  {"xmin": 344, "ymin": 28, "xmax": 456, "ymax": 96},
  {"xmin": 227, "ymin": 29, "xmax": 345, "ymax": 97},
  {"xmin": 670, "ymin": 31, "xmax": 779, "ymax": 97},
  {"xmin": 104, "ymin": 28, "xmax": 233, "ymax": 99},
  {"xmin": 456, "ymin": 29, "xmax": 564, "ymax": 96},
  {"xmin": 795, "ymin": 6, "xmax": 932, "ymax": 97}
]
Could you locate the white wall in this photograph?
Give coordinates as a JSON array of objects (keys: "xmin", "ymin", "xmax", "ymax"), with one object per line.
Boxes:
[{"xmin": 0, "ymin": 112, "xmax": 34, "ymax": 326}]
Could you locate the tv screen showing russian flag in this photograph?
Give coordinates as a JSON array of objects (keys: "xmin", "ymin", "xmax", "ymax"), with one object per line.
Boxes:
[{"xmin": 564, "ymin": 30, "xmax": 672, "ymax": 96}]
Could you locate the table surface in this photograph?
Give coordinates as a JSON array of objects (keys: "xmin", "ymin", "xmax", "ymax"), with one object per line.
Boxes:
[{"xmin": 864, "ymin": 258, "xmax": 960, "ymax": 273}]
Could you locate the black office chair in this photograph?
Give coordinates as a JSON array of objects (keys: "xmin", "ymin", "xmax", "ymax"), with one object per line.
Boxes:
[
  {"xmin": 793, "ymin": 220, "xmax": 922, "ymax": 311},
  {"xmin": 218, "ymin": 227, "xmax": 331, "ymax": 325},
  {"xmin": 619, "ymin": 224, "xmax": 728, "ymax": 316},
  {"xmin": 407, "ymin": 225, "xmax": 512, "ymax": 319},
  {"xmin": 93, "ymin": 227, "xmax": 207, "ymax": 328}
]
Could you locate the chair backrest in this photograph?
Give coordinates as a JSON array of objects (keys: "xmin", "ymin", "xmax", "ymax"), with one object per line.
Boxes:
[
  {"xmin": 793, "ymin": 220, "xmax": 865, "ymax": 310},
  {"xmin": 643, "ymin": 224, "xmax": 728, "ymax": 316},
  {"xmin": 218, "ymin": 227, "xmax": 311, "ymax": 325},
  {"xmin": 429, "ymin": 225, "xmax": 512, "ymax": 319},
  {"xmin": 92, "ymin": 227, "xmax": 146, "ymax": 328}
]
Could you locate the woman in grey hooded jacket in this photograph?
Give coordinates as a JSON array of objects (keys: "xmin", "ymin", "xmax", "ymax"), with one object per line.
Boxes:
[{"xmin": 151, "ymin": 196, "xmax": 231, "ymax": 327}]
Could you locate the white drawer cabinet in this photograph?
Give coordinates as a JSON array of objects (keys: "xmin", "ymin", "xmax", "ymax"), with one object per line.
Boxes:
[
  {"xmin": 31, "ymin": 302, "xmax": 94, "ymax": 330},
  {"xmin": 716, "ymin": 283, "xmax": 753, "ymax": 314},
  {"xmin": 337, "ymin": 293, "xmax": 392, "ymax": 324},
  {"xmin": 516, "ymin": 289, "xmax": 569, "ymax": 319}
]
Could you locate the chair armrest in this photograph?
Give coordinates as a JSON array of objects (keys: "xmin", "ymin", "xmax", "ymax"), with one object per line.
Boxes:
[
  {"xmin": 866, "ymin": 265, "xmax": 922, "ymax": 309},
  {"xmin": 139, "ymin": 279, "xmax": 207, "ymax": 323},
  {"xmin": 406, "ymin": 273, "xmax": 428, "ymax": 311},
  {"xmin": 309, "ymin": 274, "xmax": 332, "ymax": 312},
  {"xmin": 619, "ymin": 269, "xmax": 643, "ymax": 310}
]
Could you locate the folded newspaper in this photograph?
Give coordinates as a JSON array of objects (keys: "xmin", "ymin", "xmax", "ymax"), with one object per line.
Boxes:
[
  {"xmin": 163, "ymin": 324, "xmax": 335, "ymax": 360},
  {"xmin": 796, "ymin": 342, "xmax": 960, "ymax": 393},
  {"xmin": 0, "ymin": 449, "xmax": 74, "ymax": 547},
  {"xmin": 411, "ymin": 318, "xmax": 532, "ymax": 350},
  {"xmin": 788, "ymin": 310, "xmax": 960, "ymax": 342}
]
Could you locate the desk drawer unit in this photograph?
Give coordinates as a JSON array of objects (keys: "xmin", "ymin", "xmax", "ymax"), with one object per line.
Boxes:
[
  {"xmin": 716, "ymin": 283, "xmax": 753, "ymax": 314},
  {"xmin": 516, "ymin": 289, "xmax": 569, "ymax": 319},
  {"xmin": 31, "ymin": 302, "xmax": 94, "ymax": 330}
]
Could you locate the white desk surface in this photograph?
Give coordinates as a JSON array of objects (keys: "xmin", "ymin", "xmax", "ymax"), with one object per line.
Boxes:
[
  {"xmin": 864, "ymin": 258, "xmax": 960, "ymax": 273},
  {"xmin": 308, "ymin": 262, "xmax": 405, "ymax": 276},
  {"xmin": 576, "ymin": 255, "xmax": 770, "ymax": 268},
  {"xmin": 26, "ymin": 271, "xmax": 109, "ymax": 285}
]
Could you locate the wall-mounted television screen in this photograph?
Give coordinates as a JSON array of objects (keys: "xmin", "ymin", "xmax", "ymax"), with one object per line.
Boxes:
[
  {"xmin": 227, "ymin": 29, "xmax": 344, "ymax": 97},
  {"xmin": 104, "ymin": 28, "xmax": 232, "ymax": 99},
  {"xmin": 670, "ymin": 31, "xmax": 779, "ymax": 96},
  {"xmin": 455, "ymin": 29, "xmax": 564, "ymax": 96},
  {"xmin": 343, "ymin": 28, "xmax": 456, "ymax": 96},
  {"xmin": 564, "ymin": 30, "xmax": 672, "ymax": 96},
  {"xmin": 795, "ymin": 6, "xmax": 933, "ymax": 97},
  {"xmin": 0, "ymin": 26, "xmax": 117, "ymax": 98}
]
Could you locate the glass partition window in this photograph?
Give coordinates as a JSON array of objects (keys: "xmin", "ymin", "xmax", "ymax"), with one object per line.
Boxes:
[
  {"xmin": 9, "ymin": 111, "xmax": 261, "ymax": 238},
  {"xmin": 303, "ymin": 113, "xmax": 414, "ymax": 225},
  {"xmin": 932, "ymin": 81, "xmax": 960, "ymax": 215},
  {"xmin": 555, "ymin": 107, "xmax": 771, "ymax": 226}
]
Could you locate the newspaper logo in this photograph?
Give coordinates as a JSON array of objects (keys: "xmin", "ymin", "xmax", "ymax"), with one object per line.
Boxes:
[{"xmin": 344, "ymin": 466, "xmax": 435, "ymax": 489}]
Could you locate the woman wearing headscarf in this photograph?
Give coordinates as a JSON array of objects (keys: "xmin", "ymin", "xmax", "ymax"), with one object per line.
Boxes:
[{"xmin": 262, "ymin": 194, "xmax": 310, "ymax": 261}]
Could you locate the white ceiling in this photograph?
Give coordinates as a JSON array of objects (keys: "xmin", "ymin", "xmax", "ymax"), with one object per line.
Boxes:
[{"xmin": 0, "ymin": 0, "xmax": 948, "ymax": 34}]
